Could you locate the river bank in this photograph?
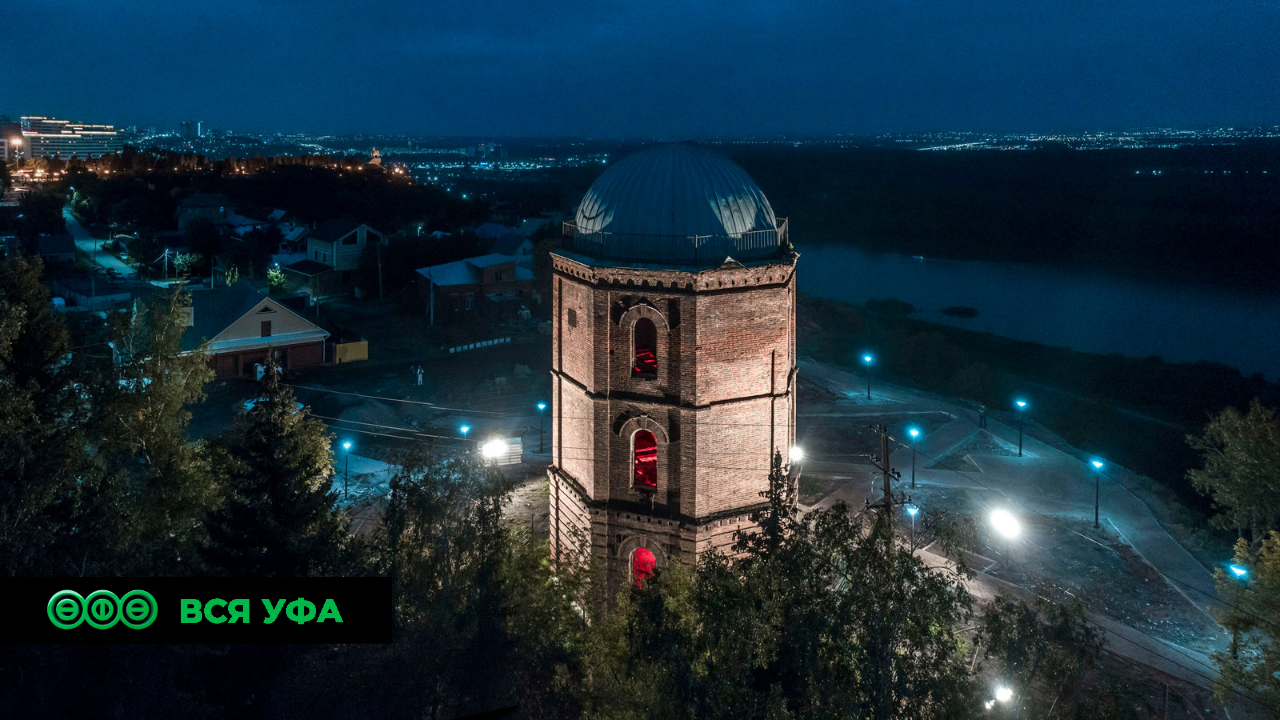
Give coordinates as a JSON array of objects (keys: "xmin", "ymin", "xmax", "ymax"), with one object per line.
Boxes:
[{"xmin": 799, "ymin": 244, "xmax": 1280, "ymax": 380}]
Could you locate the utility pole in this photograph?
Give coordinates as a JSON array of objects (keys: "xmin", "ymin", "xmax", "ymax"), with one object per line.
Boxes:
[{"xmin": 866, "ymin": 423, "xmax": 902, "ymax": 515}]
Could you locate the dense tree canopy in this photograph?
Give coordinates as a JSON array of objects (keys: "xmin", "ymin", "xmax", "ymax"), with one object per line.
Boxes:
[{"xmin": 1188, "ymin": 400, "xmax": 1280, "ymax": 538}]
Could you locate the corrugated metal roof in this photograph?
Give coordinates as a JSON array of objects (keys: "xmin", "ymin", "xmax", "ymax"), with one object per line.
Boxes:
[{"xmin": 574, "ymin": 144, "xmax": 777, "ymax": 239}]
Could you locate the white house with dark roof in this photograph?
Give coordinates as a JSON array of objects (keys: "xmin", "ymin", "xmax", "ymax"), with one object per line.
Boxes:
[
  {"xmin": 181, "ymin": 281, "xmax": 329, "ymax": 378},
  {"xmin": 305, "ymin": 218, "xmax": 387, "ymax": 272}
]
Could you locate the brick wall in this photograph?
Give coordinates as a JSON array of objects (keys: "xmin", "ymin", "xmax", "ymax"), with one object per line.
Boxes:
[{"xmin": 549, "ymin": 251, "xmax": 797, "ymax": 574}]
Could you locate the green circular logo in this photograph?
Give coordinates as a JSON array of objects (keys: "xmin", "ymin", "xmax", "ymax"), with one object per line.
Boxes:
[
  {"xmin": 84, "ymin": 590, "xmax": 122, "ymax": 629},
  {"xmin": 47, "ymin": 590, "xmax": 86, "ymax": 630},
  {"xmin": 119, "ymin": 590, "xmax": 158, "ymax": 629}
]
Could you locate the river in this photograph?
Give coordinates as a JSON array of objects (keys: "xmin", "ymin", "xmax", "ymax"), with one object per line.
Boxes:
[{"xmin": 798, "ymin": 244, "xmax": 1280, "ymax": 380}]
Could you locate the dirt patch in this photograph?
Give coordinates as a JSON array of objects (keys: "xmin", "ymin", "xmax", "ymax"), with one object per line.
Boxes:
[
  {"xmin": 504, "ymin": 475, "xmax": 552, "ymax": 538},
  {"xmin": 981, "ymin": 514, "xmax": 1224, "ymax": 656}
]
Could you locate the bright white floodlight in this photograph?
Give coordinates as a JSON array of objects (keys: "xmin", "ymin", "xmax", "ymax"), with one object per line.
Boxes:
[
  {"xmin": 994, "ymin": 686, "xmax": 1014, "ymax": 703},
  {"xmin": 789, "ymin": 445, "xmax": 804, "ymax": 463},
  {"xmin": 481, "ymin": 439, "xmax": 508, "ymax": 459},
  {"xmin": 990, "ymin": 509, "xmax": 1021, "ymax": 539}
]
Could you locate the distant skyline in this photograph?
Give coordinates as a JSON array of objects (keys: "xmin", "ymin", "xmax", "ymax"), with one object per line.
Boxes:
[{"xmin": 4, "ymin": 0, "xmax": 1278, "ymax": 138}]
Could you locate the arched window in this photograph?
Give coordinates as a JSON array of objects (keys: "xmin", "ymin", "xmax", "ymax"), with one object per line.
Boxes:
[
  {"xmin": 632, "ymin": 318, "xmax": 657, "ymax": 377},
  {"xmin": 632, "ymin": 547, "xmax": 656, "ymax": 586},
  {"xmin": 632, "ymin": 430, "xmax": 657, "ymax": 489}
]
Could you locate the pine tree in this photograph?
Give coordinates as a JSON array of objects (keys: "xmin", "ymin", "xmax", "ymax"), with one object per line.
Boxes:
[{"xmin": 202, "ymin": 356, "xmax": 346, "ymax": 577}]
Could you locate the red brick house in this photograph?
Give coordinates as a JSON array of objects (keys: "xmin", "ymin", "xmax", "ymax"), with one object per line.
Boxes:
[
  {"xmin": 415, "ymin": 253, "xmax": 536, "ymax": 316},
  {"xmin": 181, "ymin": 281, "xmax": 329, "ymax": 378}
]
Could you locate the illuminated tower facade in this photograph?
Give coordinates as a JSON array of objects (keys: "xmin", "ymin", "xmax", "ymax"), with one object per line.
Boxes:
[{"xmin": 548, "ymin": 144, "xmax": 798, "ymax": 584}]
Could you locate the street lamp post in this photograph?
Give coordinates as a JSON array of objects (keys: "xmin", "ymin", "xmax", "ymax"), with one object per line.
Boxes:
[
  {"xmin": 537, "ymin": 402, "xmax": 547, "ymax": 453},
  {"xmin": 1015, "ymin": 399, "xmax": 1027, "ymax": 457},
  {"xmin": 342, "ymin": 441, "xmax": 352, "ymax": 501},
  {"xmin": 863, "ymin": 354, "xmax": 873, "ymax": 400},
  {"xmin": 1091, "ymin": 460, "xmax": 1104, "ymax": 529},
  {"xmin": 460, "ymin": 424, "xmax": 471, "ymax": 450},
  {"xmin": 1228, "ymin": 563, "xmax": 1249, "ymax": 658},
  {"xmin": 906, "ymin": 504, "xmax": 919, "ymax": 539},
  {"xmin": 908, "ymin": 427, "xmax": 920, "ymax": 489}
]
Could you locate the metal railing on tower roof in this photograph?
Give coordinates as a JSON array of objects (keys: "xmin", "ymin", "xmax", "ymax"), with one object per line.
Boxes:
[{"xmin": 562, "ymin": 217, "xmax": 789, "ymax": 266}]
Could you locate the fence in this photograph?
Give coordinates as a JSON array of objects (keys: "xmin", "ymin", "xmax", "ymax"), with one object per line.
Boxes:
[
  {"xmin": 334, "ymin": 340, "xmax": 368, "ymax": 364},
  {"xmin": 447, "ymin": 337, "xmax": 511, "ymax": 354},
  {"xmin": 562, "ymin": 218, "xmax": 788, "ymax": 265}
]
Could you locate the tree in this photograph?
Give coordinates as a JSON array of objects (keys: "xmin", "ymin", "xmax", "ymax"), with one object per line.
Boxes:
[
  {"xmin": 1188, "ymin": 400, "xmax": 1280, "ymax": 538},
  {"xmin": 99, "ymin": 287, "xmax": 217, "ymax": 570},
  {"xmin": 268, "ymin": 446, "xmax": 520, "ymax": 718},
  {"xmin": 202, "ymin": 357, "xmax": 346, "ymax": 577},
  {"xmin": 977, "ymin": 594, "xmax": 1103, "ymax": 715},
  {"xmin": 559, "ymin": 453, "xmax": 980, "ymax": 720},
  {"xmin": 0, "ymin": 255, "xmax": 109, "ymax": 575},
  {"xmin": 1212, "ymin": 532, "xmax": 1280, "ymax": 711}
]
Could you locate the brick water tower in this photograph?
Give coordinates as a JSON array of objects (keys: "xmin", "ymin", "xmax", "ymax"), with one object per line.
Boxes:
[{"xmin": 548, "ymin": 143, "xmax": 798, "ymax": 585}]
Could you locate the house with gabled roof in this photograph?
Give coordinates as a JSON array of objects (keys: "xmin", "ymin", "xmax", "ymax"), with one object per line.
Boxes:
[
  {"xmin": 305, "ymin": 218, "xmax": 387, "ymax": 272},
  {"xmin": 415, "ymin": 253, "xmax": 536, "ymax": 316},
  {"xmin": 181, "ymin": 281, "xmax": 329, "ymax": 378}
]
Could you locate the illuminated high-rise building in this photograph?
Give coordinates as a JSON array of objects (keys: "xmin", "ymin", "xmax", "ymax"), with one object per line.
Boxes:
[{"xmin": 20, "ymin": 116, "xmax": 123, "ymax": 159}]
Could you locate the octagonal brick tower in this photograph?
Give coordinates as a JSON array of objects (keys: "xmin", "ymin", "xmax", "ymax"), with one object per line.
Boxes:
[{"xmin": 548, "ymin": 143, "xmax": 798, "ymax": 585}]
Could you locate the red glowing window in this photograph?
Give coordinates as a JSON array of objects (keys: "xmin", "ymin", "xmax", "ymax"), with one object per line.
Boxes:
[
  {"xmin": 632, "ymin": 318, "xmax": 657, "ymax": 376},
  {"xmin": 633, "ymin": 430, "xmax": 657, "ymax": 489},
  {"xmin": 632, "ymin": 547, "xmax": 656, "ymax": 586}
]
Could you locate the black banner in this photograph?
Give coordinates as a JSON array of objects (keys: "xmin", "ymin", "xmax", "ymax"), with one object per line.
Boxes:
[{"xmin": 3, "ymin": 578, "xmax": 392, "ymax": 644}]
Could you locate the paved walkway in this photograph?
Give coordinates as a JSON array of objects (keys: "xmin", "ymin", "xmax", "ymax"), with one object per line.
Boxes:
[
  {"xmin": 795, "ymin": 359, "xmax": 1264, "ymax": 712},
  {"xmin": 63, "ymin": 206, "xmax": 136, "ymax": 277},
  {"xmin": 799, "ymin": 358, "xmax": 1218, "ymax": 604}
]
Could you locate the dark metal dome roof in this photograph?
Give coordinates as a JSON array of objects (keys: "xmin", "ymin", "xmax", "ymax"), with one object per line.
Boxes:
[{"xmin": 568, "ymin": 144, "xmax": 784, "ymax": 265}]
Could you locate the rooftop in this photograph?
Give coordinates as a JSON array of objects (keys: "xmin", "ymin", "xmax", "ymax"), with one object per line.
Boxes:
[
  {"xmin": 569, "ymin": 143, "xmax": 784, "ymax": 265},
  {"xmin": 416, "ymin": 253, "xmax": 533, "ymax": 287}
]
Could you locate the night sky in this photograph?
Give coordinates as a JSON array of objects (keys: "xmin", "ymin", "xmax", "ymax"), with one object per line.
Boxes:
[{"xmin": 5, "ymin": 0, "xmax": 1277, "ymax": 136}]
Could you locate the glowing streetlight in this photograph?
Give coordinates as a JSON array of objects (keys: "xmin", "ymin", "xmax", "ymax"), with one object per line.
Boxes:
[
  {"xmin": 536, "ymin": 402, "xmax": 547, "ymax": 453},
  {"xmin": 994, "ymin": 686, "xmax": 1014, "ymax": 703},
  {"xmin": 906, "ymin": 504, "xmax": 919, "ymax": 536},
  {"xmin": 1091, "ymin": 459, "xmax": 1104, "ymax": 529},
  {"xmin": 342, "ymin": 440, "xmax": 352, "ymax": 500},
  {"xmin": 862, "ymin": 354, "xmax": 874, "ymax": 399},
  {"xmin": 788, "ymin": 445, "xmax": 804, "ymax": 464},
  {"xmin": 481, "ymin": 438, "xmax": 508, "ymax": 460},
  {"xmin": 460, "ymin": 424, "xmax": 470, "ymax": 437},
  {"xmin": 1015, "ymin": 399, "xmax": 1027, "ymax": 457},
  {"xmin": 1227, "ymin": 562, "xmax": 1250, "ymax": 658},
  {"xmin": 990, "ymin": 509, "xmax": 1021, "ymax": 539},
  {"xmin": 907, "ymin": 427, "xmax": 920, "ymax": 488}
]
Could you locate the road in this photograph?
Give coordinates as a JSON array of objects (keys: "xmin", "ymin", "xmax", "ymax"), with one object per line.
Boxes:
[{"xmin": 63, "ymin": 206, "xmax": 136, "ymax": 277}]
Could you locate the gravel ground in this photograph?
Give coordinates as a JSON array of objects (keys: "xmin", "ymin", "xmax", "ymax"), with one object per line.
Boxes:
[{"xmin": 905, "ymin": 482, "xmax": 1224, "ymax": 656}]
